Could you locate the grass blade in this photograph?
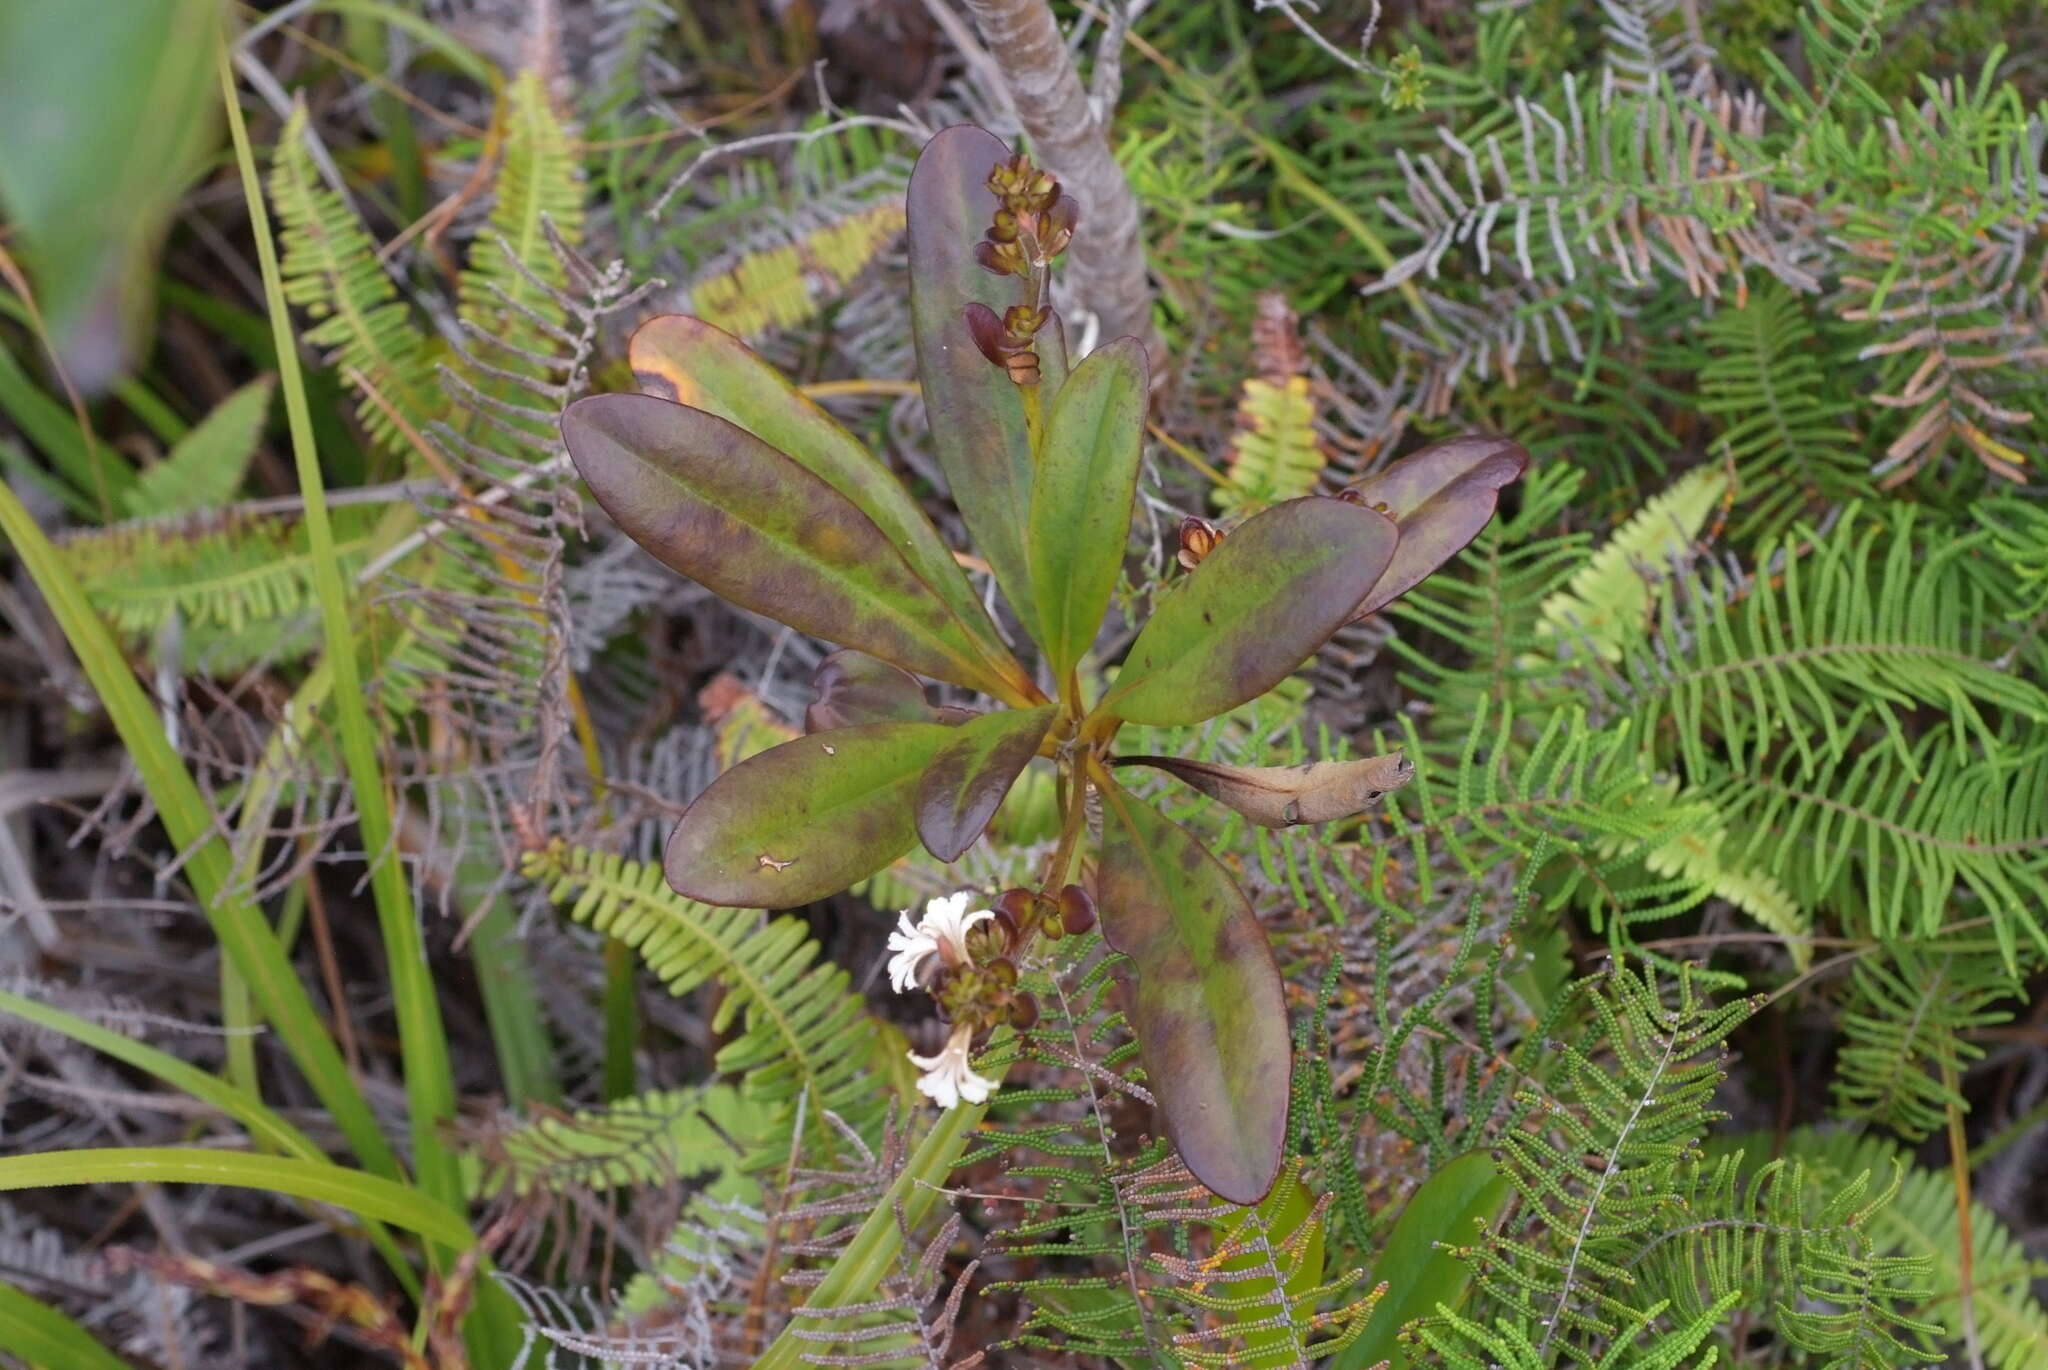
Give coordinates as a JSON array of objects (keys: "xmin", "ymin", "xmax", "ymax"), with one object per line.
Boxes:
[{"xmin": 217, "ymin": 47, "xmax": 463, "ymax": 1218}]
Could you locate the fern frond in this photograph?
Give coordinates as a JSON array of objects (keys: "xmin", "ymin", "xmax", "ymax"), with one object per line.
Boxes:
[
  {"xmin": 520, "ymin": 839, "xmax": 891, "ymax": 1140},
  {"xmin": 688, "ymin": 201, "xmax": 905, "ymax": 342},
  {"xmin": 1369, "ymin": 70, "xmax": 1774, "ymax": 302},
  {"xmin": 1792, "ymin": 1130, "xmax": 2048, "ymax": 1370},
  {"xmin": 483, "ymin": 1083, "xmax": 768, "ymax": 1197},
  {"xmin": 123, "ymin": 377, "xmax": 272, "ymax": 519},
  {"xmin": 1702, "ymin": 732, "xmax": 2048, "ymax": 957},
  {"xmin": 457, "ymin": 69, "xmax": 586, "ymax": 377},
  {"xmin": 268, "ymin": 104, "xmax": 436, "ymax": 456},
  {"xmin": 1214, "ymin": 375, "xmax": 1324, "ymax": 517},
  {"xmin": 1695, "ymin": 284, "xmax": 1868, "ymax": 539},
  {"xmin": 1366, "ymin": 702, "xmax": 1716, "ymax": 929},
  {"xmin": 1598, "ymin": 504, "xmax": 2048, "ymax": 786},
  {"xmin": 1535, "ymin": 465, "xmax": 1728, "ymax": 664},
  {"xmin": 59, "ymin": 506, "xmax": 383, "ymax": 673},
  {"xmin": 1831, "ymin": 945, "xmax": 2018, "ymax": 1138}
]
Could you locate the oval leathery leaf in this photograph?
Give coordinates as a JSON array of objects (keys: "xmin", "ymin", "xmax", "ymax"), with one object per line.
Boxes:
[
  {"xmin": 1097, "ymin": 497, "xmax": 1397, "ymax": 727},
  {"xmin": 1110, "ymin": 751, "xmax": 1414, "ymax": 828},
  {"xmin": 1335, "ymin": 1151, "xmax": 1510, "ymax": 1370},
  {"xmin": 1096, "ymin": 780, "xmax": 1288, "ymax": 1205},
  {"xmin": 628, "ymin": 315, "xmax": 1028, "ymax": 694},
  {"xmin": 1030, "ymin": 336, "xmax": 1147, "ymax": 678},
  {"xmin": 915, "ymin": 704, "xmax": 1057, "ymax": 862},
  {"xmin": 908, "ymin": 125, "xmax": 1043, "ymax": 642},
  {"xmin": 807, "ymin": 649, "xmax": 942, "ymax": 734},
  {"xmin": 1343, "ymin": 435, "xmax": 1528, "ymax": 620},
  {"xmin": 664, "ymin": 721, "xmax": 956, "ymax": 907},
  {"xmin": 561, "ymin": 392, "xmax": 1009, "ymax": 695}
]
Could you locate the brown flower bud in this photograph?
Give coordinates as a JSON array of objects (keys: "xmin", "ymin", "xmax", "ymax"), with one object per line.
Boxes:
[
  {"xmin": 1058, "ymin": 883, "xmax": 1097, "ymax": 935},
  {"xmin": 1008, "ymin": 992, "xmax": 1041, "ymax": 1031},
  {"xmin": 1176, "ymin": 516, "xmax": 1220, "ymax": 571}
]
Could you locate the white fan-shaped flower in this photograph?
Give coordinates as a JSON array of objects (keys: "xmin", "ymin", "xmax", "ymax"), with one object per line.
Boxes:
[
  {"xmin": 910, "ymin": 1022, "xmax": 996, "ymax": 1109},
  {"xmin": 883, "ymin": 892, "xmax": 993, "ymax": 994}
]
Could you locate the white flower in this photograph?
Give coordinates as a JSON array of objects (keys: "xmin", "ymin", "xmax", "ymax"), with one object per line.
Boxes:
[
  {"xmin": 884, "ymin": 892, "xmax": 993, "ymax": 994},
  {"xmin": 910, "ymin": 1022, "xmax": 996, "ymax": 1109}
]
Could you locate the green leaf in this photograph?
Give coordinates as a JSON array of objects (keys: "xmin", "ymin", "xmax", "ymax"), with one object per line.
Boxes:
[
  {"xmin": 915, "ymin": 704, "xmax": 1055, "ymax": 862},
  {"xmin": 665, "ymin": 721, "xmax": 957, "ymax": 907},
  {"xmin": 0, "ymin": 0, "xmax": 218, "ymax": 386},
  {"xmin": 907, "ymin": 124, "xmax": 1041, "ymax": 640},
  {"xmin": 1344, "ymin": 435, "xmax": 1528, "ymax": 618},
  {"xmin": 1099, "ymin": 497, "xmax": 1396, "ymax": 727},
  {"xmin": 1030, "ymin": 336, "xmax": 1147, "ymax": 678},
  {"xmin": 0, "ymin": 1148, "xmax": 475, "ymax": 1250},
  {"xmin": 1096, "ymin": 781, "xmax": 1288, "ymax": 1205},
  {"xmin": 561, "ymin": 392, "xmax": 1017, "ymax": 695},
  {"xmin": 124, "ymin": 375, "xmax": 272, "ymax": 517},
  {"xmin": 630, "ymin": 315, "xmax": 1027, "ymax": 697},
  {"xmin": 1336, "ymin": 1150, "xmax": 1510, "ymax": 1370},
  {"xmin": 0, "ymin": 1282, "xmax": 131, "ymax": 1370}
]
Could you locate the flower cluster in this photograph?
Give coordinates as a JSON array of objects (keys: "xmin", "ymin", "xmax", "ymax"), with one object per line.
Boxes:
[
  {"xmin": 974, "ymin": 153, "xmax": 1077, "ymax": 279},
  {"xmin": 886, "ymin": 885, "xmax": 1096, "ymax": 1109}
]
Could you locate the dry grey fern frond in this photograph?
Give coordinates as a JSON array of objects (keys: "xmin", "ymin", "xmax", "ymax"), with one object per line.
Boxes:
[
  {"xmin": 371, "ymin": 219, "xmax": 659, "ymax": 909},
  {"xmin": 1371, "ymin": 68, "xmax": 1817, "ymax": 302},
  {"xmin": 0, "ymin": 1202, "xmax": 214, "ymax": 1365}
]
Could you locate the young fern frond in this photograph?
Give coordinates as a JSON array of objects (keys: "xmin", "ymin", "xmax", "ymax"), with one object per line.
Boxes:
[
  {"xmin": 457, "ymin": 70, "xmax": 586, "ymax": 390},
  {"xmin": 123, "ymin": 377, "xmax": 273, "ymax": 519},
  {"xmin": 520, "ymin": 840, "xmax": 891, "ymax": 1141},
  {"xmin": 1534, "ymin": 464, "xmax": 1728, "ymax": 664},
  {"xmin": 1215, "ymin": 375, "xmax": 1324, "ymax": 518},
  {"xmin": 688, "ymin": 201, "xmax": 905, "ymax": 342},
  {"xmin": 268, "ymin": 104, "xmax": 437, "ymax": 456}
]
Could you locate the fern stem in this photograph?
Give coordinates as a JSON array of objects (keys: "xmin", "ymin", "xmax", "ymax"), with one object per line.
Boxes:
[{"xmin": 1944, "ymin": 1054, "xmax": 1987, "ymax": 1370}]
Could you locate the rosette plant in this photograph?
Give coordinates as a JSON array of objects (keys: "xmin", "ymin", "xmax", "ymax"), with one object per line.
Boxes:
[{"xmin": 560, "ymin": 125, "xmax": 1526, "ymax": 1205}]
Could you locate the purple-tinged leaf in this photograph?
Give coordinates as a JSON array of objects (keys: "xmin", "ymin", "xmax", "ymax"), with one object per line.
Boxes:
[
  {"xmin": 1111, "ymin": 751, "xmax": 1414, "ymax": 828},
  {"xmin": 1343, "ymin": 435, "xmax": 1528, "ymax": 619},
  {"xmin": 1097, "ymin": 497, "xmax": 1396, "ymax": 727},
  {"xmin": 560, "ymin": 393, "xmax": 1013, "ymax": 695},
  {"xmin": 909, "ymin": 125, "xmax": 1044, "ymax": 641},
  {"xmin": 1097, "ymin": 781, "xmax": 1288, "ymax": 1205},
  {"xmin": 806, "ymin": 650, "xmax": 942, "ymax": 734},
  {"xmin": 628, "ymin": 315, "xmax": 1030, "ymax": 699},
  {"xmin": 664, "ymin": 721, "xmax": 955, "ymax": 907},
  {"xmin": 1030, "ymin": 337, "xmax": 1147, "ymax": 678},
  {"xmin": 915, "ymin": 705, "xmax": 1056, "ymax": 862}
]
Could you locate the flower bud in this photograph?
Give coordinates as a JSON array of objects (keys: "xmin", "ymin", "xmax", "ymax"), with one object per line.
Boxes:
[
  {"xmin": 1008, "ymin": 992, "xmax": 1040, "ymax": 1032},
  {"xmin": 1058, "ymin": 883, "xmax": 1097, "ymax": 935},
  {"xmin": 1177, "ymin": 516, "xmax": 1220, "ymax": 572}
]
